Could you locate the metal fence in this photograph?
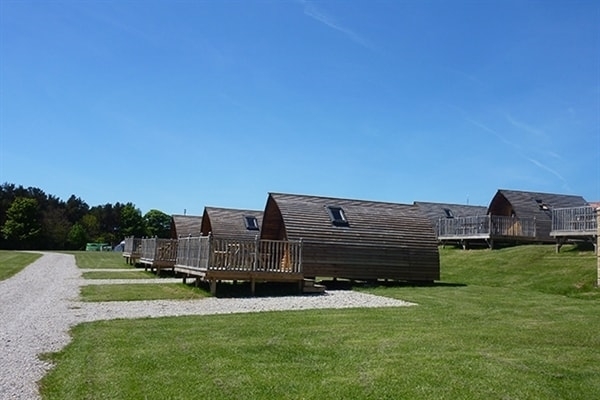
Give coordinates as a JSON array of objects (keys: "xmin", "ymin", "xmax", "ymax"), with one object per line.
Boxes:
[
  {"xmin": 438, "ymin": 215, "xmax": 536, "ymax": 239},
  {"xmin": 551, "ymin": 206, "xmax": 597, "ymax": 235}
]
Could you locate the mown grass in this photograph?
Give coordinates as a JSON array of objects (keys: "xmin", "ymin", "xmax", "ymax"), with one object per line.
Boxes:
[
  {"xmin": 66, "ymin": 251, "xmax": 133, "ymax": 269},
  {"xmin": 80, "ymin": 283, "xmax": 210, "ymax": 302},
  {"xmin": 0, "ymin": 250, "xmax": 42, "ymax": 281},
  {"xmin": 81, "ymin": 270, "xmax": 156, "ymax": 279},
  {"xmin": 41, "ymin": 244, "xmax": 600, "ymax": 400}
]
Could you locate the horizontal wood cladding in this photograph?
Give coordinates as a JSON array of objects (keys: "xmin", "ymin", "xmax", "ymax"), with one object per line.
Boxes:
[
  {"xmin": 301, "ymin": 241, "xmax": 439, "ymax": 281},
  {"xmin": 489, "ymin": 189, "xmax": 589, "ymax": 241},
  {"xmin": 170, "ymin": 215, "xmax": 203, "ymax": 238},
  {"xmin": 201, "ymin": 207, "xmax": 263, "ymax": 241},
  {"xmin": 263, "ymin": 193, "xmax": 440, "ymax": 281},
  {"xmin": 266, "ymin": 193, "xmax": 438, "ymax": 244}
]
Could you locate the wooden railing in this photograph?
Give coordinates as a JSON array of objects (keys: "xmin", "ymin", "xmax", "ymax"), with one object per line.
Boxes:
[
  {"xmin": 438, "ymin": 215, "xmax": 536, "ymax": 239},
  {"xmin": 140, "ymin": 237, "xmax": 178, "ymax": 263},
  {"xmin": 176, "ymin": 236, "xmax": 211, "ymax": 270},
  {"xmin": 175, "ymin": 235, "xmax": 302, "ymax": 274},
  {"xmin": 490, "ymin": 215, "xmax": 536, "ymax": 238},
  {"xmin": 551, "ymin": 206, "xmax": 597, "ymax": 235},
  {"xmin": 123, "ymin": 236, "xmax": 142, "ymax": 255}
]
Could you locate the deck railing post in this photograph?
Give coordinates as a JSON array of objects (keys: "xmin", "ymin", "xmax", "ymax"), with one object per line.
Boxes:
[
  {"xmin": 208, "ymin": 232, "xmax": 213, "ymax": 270},
  {"xmin": 299, "ymin": 238, "xmax": 303, "ymax": 274},
  {"xmin": 254, "ymin": 235, "xmax": 259, "ymax": 271},
  {"xmin": 595, "ymin": 207, "xmax": 600, "ymax": 287}
]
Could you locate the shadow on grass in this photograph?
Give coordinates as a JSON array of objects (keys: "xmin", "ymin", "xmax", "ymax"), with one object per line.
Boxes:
[
  {"xmin": 559, "ymin": 242, "xmax": 596, "ymax": 253},
  {"xmin": 184, "ymin": 280, "xmax": 308, "ymax": 298},
  {"xmin": 181, "ymin": 277, "xmax": 467, "ymax": 298},
  {"xmin": 319, "ymin": 279, "xmax": 467, "ymax": 290}
]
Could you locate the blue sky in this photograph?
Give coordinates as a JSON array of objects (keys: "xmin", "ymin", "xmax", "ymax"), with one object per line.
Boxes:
[{"xmin": 1, "ymin": 0, "xmax": 599, "ymax": 216}]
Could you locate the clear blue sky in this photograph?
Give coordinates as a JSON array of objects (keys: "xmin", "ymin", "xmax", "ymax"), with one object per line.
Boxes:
[{"xmin": 1, "ymin": 0, "xmax": 599, "ymax": 216}]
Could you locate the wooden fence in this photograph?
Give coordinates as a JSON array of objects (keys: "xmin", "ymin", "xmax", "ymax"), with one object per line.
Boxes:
[
  {"xmin": 175, "ymin": 236, "xmax": 303, "ymax": 274},
  {"xmin": 122, "ymin": 236, "xmax": 142, "ymax": 264},
  {"xmin": 139, "ymin": 237, "xmax": 179, "ymax": 269}
]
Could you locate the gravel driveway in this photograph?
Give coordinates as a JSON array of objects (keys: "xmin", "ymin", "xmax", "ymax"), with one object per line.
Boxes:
[{"xmin": 0, "ymin": 252, "xmax": 415, "ymax": 400}]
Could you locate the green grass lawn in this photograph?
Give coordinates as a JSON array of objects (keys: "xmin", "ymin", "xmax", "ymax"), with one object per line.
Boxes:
[
  {"xmin": 67, "ymin": 250, "xmax": 133, "ymax": 269},
  {"xmin": 80, "ymin": 283, "xmax": 209, "ymax": 301},
  {"xmin": 41, "ymin": 245, "xmax": 600, "ymax": 400},
  {"xmin": 0, "ymin": 250, "xmax": 42, "ymax": 281},
  {"xmin": 81, "ymin": 270, "xmax": 156, "ymax": 279}
]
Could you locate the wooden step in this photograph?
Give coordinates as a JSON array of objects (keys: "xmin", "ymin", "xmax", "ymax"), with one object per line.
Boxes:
[{"xmin": 302, "ymin": 280, "xmax": 326, "ymax": 294}]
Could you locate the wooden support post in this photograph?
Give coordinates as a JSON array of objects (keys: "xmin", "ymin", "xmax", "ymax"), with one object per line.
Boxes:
[
  {"xmin": 596, "ymin": 208, "xmax": 599, "ymax": 287},
  {"xmin": 182, "ymin": 275, "xmax": 187, "ymax": 285},
  {"xmin": 210, "ymin": 279, "xmax": 217, "ymax": 295},
  {"xmin": 251, "ymin": 280, "xmax": 256, "ymax": 296}
]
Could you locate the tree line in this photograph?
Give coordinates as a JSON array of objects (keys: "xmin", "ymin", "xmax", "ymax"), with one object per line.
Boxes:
[{"xmin": 0, "ymin": 183, "xmax": 172, "ymax": 250}]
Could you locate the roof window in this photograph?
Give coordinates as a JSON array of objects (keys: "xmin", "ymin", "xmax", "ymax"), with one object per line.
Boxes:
[
  {"xmin": 244, "ymin": 215, "xmax": 259, "ymax": 231},
  {"xmin": 535, "ymin": 199, "xmax": 550, "ymax": 211},
  {"xmin": 443, "ymin": 208, "xmax": 454, "ymax": 218},
  {"xmin": 326, "ymin": 206, "xmax": 349, "ymax": 227}
]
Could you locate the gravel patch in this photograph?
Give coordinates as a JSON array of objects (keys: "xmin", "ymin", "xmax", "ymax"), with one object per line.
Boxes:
[{"xmin": 0, "ymin": 252, "xmax": 416, "ymax": 400}]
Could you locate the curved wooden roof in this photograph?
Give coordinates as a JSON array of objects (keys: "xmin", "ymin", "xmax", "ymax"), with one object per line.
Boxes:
[
  {"xmin": 414, "ymin": 201, "xmax": 488, "ymax": 225},
  {"xmin": 489, "ymin": 189, "xmax": 588, "ymax": 221},
  {"xmin": 263, "ymin": 193, "xmax": 438, "ymax": 247},
  {"xmin": 201, "ymin": 207, "xmax": 263, "ymax": 240},
  {"xmin": 489, "ymin": 189, "xmax": 589, "ymax": 240},
  {"xmin": 170, "ymin": 214, "xmax": 203, "ymax": 238}
]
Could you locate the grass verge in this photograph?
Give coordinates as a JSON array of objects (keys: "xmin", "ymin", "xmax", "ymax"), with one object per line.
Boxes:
[
  {"xmin": 81, "ymin": 270, "xmax": 156, "ymax": 279},
  {"xmin": 66, "ymin": 251, "xmax": 133, "ymax": 269},
  {"xmin": 79, "ymin": 283, "xmax": 209, "ymax": 302},
  {"xmin": 41, "ymin": 245, "xmax": 600, "ymax": 399},
  {"xmin": 0, "ymin": 250, "xmax": 42, "ymax": 281}
]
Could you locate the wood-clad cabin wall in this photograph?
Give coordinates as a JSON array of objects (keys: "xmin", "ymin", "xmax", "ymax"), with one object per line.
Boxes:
[
  {"xmin": 488, "ymin": 190, "xmax": 589, "ymax": 242},
  {"xmin": 201, "ymin": 207, "xmax": 263, "ymax": 241},
  {"xmin": 262, "ymin": 193, "xmax": 440, "ymax": 282},
  {"xmin": 170, "ymin": 215, "xmax": 203, "ymax": 239}
]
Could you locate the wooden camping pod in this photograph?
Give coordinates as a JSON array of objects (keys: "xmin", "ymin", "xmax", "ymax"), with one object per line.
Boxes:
[
  {"xmin": 200, "ymin": 207, "xmax": 263, "ymax": 240},
  {"xmin": 170, "ymin": 214, "xmax": 203, "ymax": 238},
  {"xmin": 261, "ymin": 193, "xmax": 440, "ymax": 282}
]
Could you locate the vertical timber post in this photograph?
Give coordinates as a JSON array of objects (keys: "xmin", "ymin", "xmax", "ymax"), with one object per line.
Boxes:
[{"xmin": 596, "ymin": 208, "xmax": 599, "ymax": 287}]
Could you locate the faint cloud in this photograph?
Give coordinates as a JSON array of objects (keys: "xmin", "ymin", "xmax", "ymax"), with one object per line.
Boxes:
[
  {"xmin": 464, "ymin": 117, "xmax": 521, "ymax": 150},
  {"xmin": 526, "ymin": 157, "xmax": 572, "ymax": 191},
  {"xmin": 299, "ymin": 0, "xmax": 372, "ymax": 49},
  {"xmin": 505, "ymin": 114, "xmax": 546, "ymax": 139},
  {"xmin": 465, "ymin": 115, "xmax": 571, "ymax": 190}
]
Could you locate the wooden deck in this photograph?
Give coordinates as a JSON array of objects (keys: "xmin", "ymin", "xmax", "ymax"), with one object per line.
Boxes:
[
  {"xmin": 174, "ymin": 235, "xmax": 304, "ymax": 295},
  {"xmin": 438, "ymin": 215, "xmax": 537, "ymax": 249},
  {"xmin": 122, "ymin": 236, "xmax": 142, "ymax": 265},
  {"xmin": 138, "ymin": 237, "xmax": 179, "ymax": 274},
  {"xmin": 550, "ymin": 206, "xmax": 597, "ymax": 252}
]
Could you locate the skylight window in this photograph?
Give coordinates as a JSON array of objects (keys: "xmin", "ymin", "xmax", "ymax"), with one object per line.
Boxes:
[
  {"xmin": 326, "ymin": 206, "xmax": 349, "ymax": 227},
  {"xmin": 535, "ymin": 199, "xmax": 550, "ymax": 211},
  {"xmin": 244, "ymin": 216, "xmax": 259, "ymax": 231},
  {"xmin": 443, "ymin": 208, "xmax": 454, "ymax": 218}
]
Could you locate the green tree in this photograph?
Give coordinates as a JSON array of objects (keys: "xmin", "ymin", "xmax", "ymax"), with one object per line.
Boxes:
[
  {"xmin": 67, "ymin": 223, "xmax": 88, "ymax": 250},
  {"xmin": 1, "ymin": 197, "xmax": 42, "ymax": 249},
  {"xmin": 144, "ymin": 209, "xmax": 171, "ymax": 238},
  {"xmin": 121, "ymin": 203, "xmax": 146, "ymax": 238}
]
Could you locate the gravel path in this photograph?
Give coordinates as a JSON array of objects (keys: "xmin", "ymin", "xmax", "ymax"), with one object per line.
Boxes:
[{"xmin": 0, "ymin": 252, "xmax": 415, "ymax": 400}]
